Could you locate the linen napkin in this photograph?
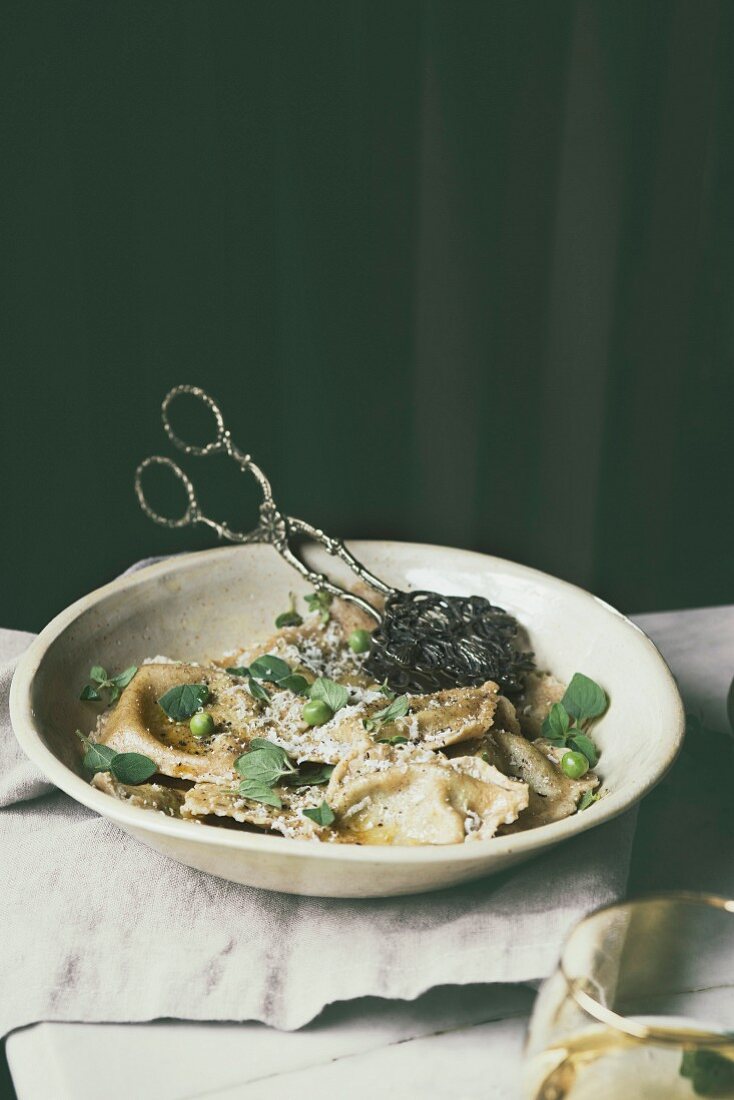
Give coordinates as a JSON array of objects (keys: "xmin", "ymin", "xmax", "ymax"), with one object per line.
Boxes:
[{"xmin": 0, "ymin": 593, "xmax": 638, "ymax": 1038}]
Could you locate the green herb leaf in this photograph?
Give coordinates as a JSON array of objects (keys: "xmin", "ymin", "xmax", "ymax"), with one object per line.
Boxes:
[
  {"xmin": 157, "ymin": 683, "xmax": 210, "ymax": 721},
  {"xmin": 275, "ymin": 610, "xmax": 303, "ymax": 627},
  {"xmin": 377, "ymin": 734, "xmax": 409, "ymax": 746},
  {"xmin": 235, "ymin": 750, "xmax": 289, "ymax": 786},
  {"xmin": 538, "ymin": 674, "xmax": 606, "ymax": 771},
  {"xmin": 112, "ymin": 666, "xmax": 138, "ymax": 689},
  {"xmin": 562, "ymin": 673, "xmax": 608, "ymax": 723},
  {"xmin": 542, "ymin": 702, "xmax": 570, "ymax": 742},
  {"xmin": 376, "ymin": 695, "xmax": 410, "ymax": 723},
  {"xmin": 303, "ymin": 801, "xmax": 335, "ymax": 827},
  {"xmin": 567, "ymin": 731, "xmax": 599, "ymax": 767},
  {"xmin": 681, "ymin": 1050, "xmax": 695, "ymax": 1078},
  {"xmin": 363, "ymin": 695, "xmax": 410, "ymax": 733},
  {"xmin": 279, "ymin": 673, "xmax": 310, "ymax": 695},
  {"xmin": 378, "ymin": 681, "xmax": 396, "ymax": 700},
  {"xmin": 235, "ymin": 741, "xmax": 296, "ymax": 786},
  {"xmin": 286, "ymin": 764, "xmax": 335, "ymax": 788},
  {"xmin": 304, "ymin": 591, "xmax": 333, "ymax": 624},
  {"xmin": 110, "ymin": 752, "xmax": 158, "ymax": 785},
  {"xmin": 250, "ymin": 738, "xmax": 290, "ymax": 757},
  {"xmin": 275, "ymin": 592, "xmax": 303, "ymax": 628},
  {"xmin": 248, "ymin": 654, "xmax": 292, "ymax": 683},
  {"xmin": 238, "ymin": 781, "xmax": 283, "ymax": 808},
  {"xmin": 247, "ymin": 677, "xmax": 271, "ymax": 703},
  {"xmin": 309, "ymin": 677, "xmax": 349, "ymax": 715},
  {"xmin": 80, "ymin": 738, "xmax": 118, "ymax": 773},
  {"xmin": 577, "ymin": 790, "xmax": 600, "ymax": 812},
  {"xmin": 81, "ymin": 664, "xmax": 137, "ymax": 707},
  {"xmin": 225, "ymin": 666, "xmax": 249, "ymax": 677},
  {"xmin": 680, "ymin": 1049, "xmax": 734, "ymax": 1094}
]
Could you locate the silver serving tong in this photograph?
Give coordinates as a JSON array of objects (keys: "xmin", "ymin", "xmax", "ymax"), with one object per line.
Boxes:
[{"xmin": 135, "ymin": 386, "xmax": 531, "ymax": 694}]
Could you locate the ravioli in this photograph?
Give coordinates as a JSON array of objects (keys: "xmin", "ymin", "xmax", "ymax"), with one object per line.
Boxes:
[
  {"xmin": 96, "ymin": 663, "xmax": 259, "ymax": 780},
  {"xmin": 489, "ymin": 729, "xmax": 598, "ymax": 830},
  {"xmin": 91, "ymin": 771, "xmax": 186, "ymax": 817},
  {"xmin": 394, "ymin": 681, "xmax": 500, "ymax": 749},
  {"xmin": 325, "ymin": 743, "xmax": 528, "ymax": 845},
  {"xmin": 181, "ymin": 781, "xmax": 324, "ymax": 839},
  {"xmin": 219, "ymin": 684, "xmax": 375, "ymax": 766}
]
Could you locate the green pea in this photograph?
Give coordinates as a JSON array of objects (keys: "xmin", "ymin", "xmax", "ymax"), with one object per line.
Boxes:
[
  {"xmin": 302, "ymin": 699, "xmax": 333, "ymax": 727},
  {"xmin": 190, "ymin": 711, "xmax": 215, "ymax": 738},
  {"xmin": 561, "ymin": 750, "xmax": 589, "ymax": 779},
  {"xmin": 348, "ymin": 629, "xmax": 372, "ymax": 654}
]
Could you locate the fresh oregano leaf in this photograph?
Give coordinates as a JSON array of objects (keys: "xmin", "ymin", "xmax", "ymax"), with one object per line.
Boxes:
[
  {"xmin": 235, "ymin": 750, "xmax": 289, "ymax": 786},
  {"xmin": 577, "ymin": 790, "xmax": 600, "ymax": 812},
  {"xmin": 110, "ymin": 752, "xmax": 158, "ymax": 785},
  {"xmin": 286, "ymin": 764, "xmax": 335, "ymax": 788},
  {"xmin": 77, "ymin": 733, "xmax": 117, "ymax": 774},
  {"xmin": 377, "ymin": 695, "xmax": 410, "ymax": 723},
  {"xmin": 247, "ymin": 677, "xmax": 271, "ymax": 703},
  {"xmin": 304, "ymin": 591, "xmax": 333, "ymax": 624},
  {"xmin": 279, "ymin": 673, "xmax": 310, "ymax": 695},
  {"xmin": 84, "ymin": 743, "xmax": 118, "ymax": 772},
  {"xmin": 157, "ymin": 683, "xmax": 210, "ymax": 721},
  {"xmin": 378, "ymin": 682, "xmax": 396, "ymax": 700},
  {"xmin": 275, "ymin": 610, "xmax": 303, "ymax": 628},
  {"xmin": 309, "ymin": 677, "xmax": 349, "ymax": 715},
  {"xmin": 538, "ymin": 674, "xmax": 607, "ymax": 772},
  {"xmin": 225, "ymin": 666, "xmax": 249, "ymax": 677},
  {"xmin": 680, "ymin": 1049, "xmax": 734, "ymax": 1094},
  {"xmin": 363, "ymin": 695, "xmax": 410, "ymax": 733},
  {"xmin": 567, "ymin": 731, "xmax": 599, "ymax": 768},
  {"xmin": 81, "ymin": 664, "xmax": 137, "ymax": 706},
  {"xmin": 542, "ymin": 702, "xmax": 570, "ymax": 742},
  {"xmin": 562, "ymin": 673, "xmax": 608, "ymax": 723},
  {"xmin": 275, "ymin": 594, "xmax": 303, "ymax": 628},
  {"xmin": 248, "ymin": 654, "xmax": 292, "ymax": 682},
  {"xmin": 680, "ymin": 1050, "xmax": 695, "ymax": 1079},
  {"xmin": 112, "ymin": 666, "xmax": 138, "ymax": 689},
  {"xmin": 235, "ymin": 742, "xmax": 296, "ymax": 786},
  {"xmin": 241, "ymin": 738, "xmax": 295, "ymax": 766},
  {"xmin": 377, "ymin": 734, "xmax": 409, "ymax": 746},
  {"xmin": 238, "ymin": 781, "xmax": 283, "ymax": 808},
  {"xmin": 303, "ymin": 801, "xmax": 335, "ymax": 827}
]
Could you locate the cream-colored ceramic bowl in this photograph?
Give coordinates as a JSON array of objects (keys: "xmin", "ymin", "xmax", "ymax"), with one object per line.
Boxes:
[{"xmin": 10, "ymin": 542, "xmax": 684, "ymax": 898}]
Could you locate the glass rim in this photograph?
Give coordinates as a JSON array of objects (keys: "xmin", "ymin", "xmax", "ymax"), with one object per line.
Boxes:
[{"xmin": 559, "ymin": 891, "xmax": 734, "ymax": 1047}]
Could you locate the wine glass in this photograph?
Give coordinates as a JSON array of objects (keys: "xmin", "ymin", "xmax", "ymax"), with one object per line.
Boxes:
[{"xmin": 524, "ymin": 892, "xmax": 734, "ymax": 1098}]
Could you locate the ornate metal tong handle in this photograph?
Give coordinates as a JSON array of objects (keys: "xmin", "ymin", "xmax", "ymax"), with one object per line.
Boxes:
[{"xmin": 135, "ymin": 385, "xmax": 392, "ymax": 620}]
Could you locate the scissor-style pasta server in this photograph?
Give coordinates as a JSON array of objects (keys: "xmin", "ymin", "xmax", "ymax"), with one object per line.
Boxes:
[{"xmin": 135, "ymin": 386, "xmax": 532, "ymax": 694}]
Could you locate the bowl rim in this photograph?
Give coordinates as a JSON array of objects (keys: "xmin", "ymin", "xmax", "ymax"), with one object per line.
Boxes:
[{"xmin": 9, "ymin": 541, "xmax": 686, "ymax": 865}]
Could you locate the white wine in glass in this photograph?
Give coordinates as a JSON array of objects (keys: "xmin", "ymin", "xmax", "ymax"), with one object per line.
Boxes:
[{"xmin": 525, "ymin": 894, "xmax": 734, "ymax": 1098}]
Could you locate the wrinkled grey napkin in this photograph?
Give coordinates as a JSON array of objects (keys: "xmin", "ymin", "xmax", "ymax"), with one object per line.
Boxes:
[{"xmin": 1, "ymin": 577, "xmax": 643, "ymax": 1038}]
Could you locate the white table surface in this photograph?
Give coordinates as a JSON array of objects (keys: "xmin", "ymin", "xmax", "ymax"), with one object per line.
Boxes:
[{"xmin": 7, "ymin": 605, "xmax": 734, "ymax": 1100}]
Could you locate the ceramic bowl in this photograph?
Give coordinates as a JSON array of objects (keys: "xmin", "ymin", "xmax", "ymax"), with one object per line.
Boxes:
[{"xmin": 10, "ymin": 542, "xmax": 684, "ymax": 898}]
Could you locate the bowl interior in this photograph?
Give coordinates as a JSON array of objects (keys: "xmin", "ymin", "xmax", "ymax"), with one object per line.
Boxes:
[{"xmin": 21, "ymin": 541, "xmax": 682, "ymax": 828}]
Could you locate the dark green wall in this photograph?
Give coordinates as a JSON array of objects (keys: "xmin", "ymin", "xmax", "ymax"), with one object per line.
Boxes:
[{"xmin": 4, "ymin": 1, "xmax": 733, "ymax": 632}]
